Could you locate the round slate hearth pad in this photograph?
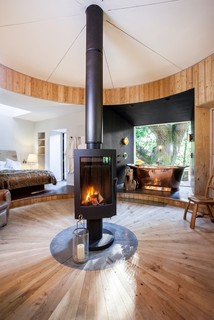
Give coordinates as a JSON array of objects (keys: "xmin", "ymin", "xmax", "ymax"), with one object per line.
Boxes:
[{"xmin": 50, "ymin": 222, "xmax": 138, "ymax": 271}]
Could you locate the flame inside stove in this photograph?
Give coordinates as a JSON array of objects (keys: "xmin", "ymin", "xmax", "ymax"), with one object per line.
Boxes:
[
  {"xmin": 86, "ymin": 186, "xmax": 96, "ymax": 201},
  {"xmin": 82, "ymin": 186, "xmax": 104, "ymax": 206}
]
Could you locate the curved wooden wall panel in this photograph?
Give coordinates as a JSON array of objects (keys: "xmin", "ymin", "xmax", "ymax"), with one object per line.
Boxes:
[
  {"xmin": 104, "ymin": 54, "xmax": 214, "ymax": 107},
  {"xmin": 0, "ymin": 54, "xmax": 213, "ymax": 106},
  {"xmin": 0, "ymin": 64, "xmax": 85, "ymax": 105}
]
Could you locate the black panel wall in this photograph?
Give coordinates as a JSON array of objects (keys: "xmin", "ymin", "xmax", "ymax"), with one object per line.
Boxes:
[{"xmin": 103, "ymin": 107, "xmax": 134, "ymax": 185}]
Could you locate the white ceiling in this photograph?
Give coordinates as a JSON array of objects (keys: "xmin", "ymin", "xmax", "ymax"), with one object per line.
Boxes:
[{"xmin": 0, "ymin": 0, "xmax": 214, "ymax": 121}]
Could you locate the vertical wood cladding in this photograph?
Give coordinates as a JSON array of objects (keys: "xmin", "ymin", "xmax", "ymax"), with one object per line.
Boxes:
[{"xmin": 0, "ymin": 54, "xmax": 213, "ymax": 106}]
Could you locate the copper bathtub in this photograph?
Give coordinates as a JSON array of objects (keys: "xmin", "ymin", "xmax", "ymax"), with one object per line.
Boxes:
[{"xmin": 128, "ymin": 165, "xmax": 186, "ymax": 192}]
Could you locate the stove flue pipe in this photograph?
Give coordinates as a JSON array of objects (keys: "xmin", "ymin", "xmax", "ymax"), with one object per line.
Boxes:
[{"xmin": 85, "ymin": 5, "xmax": 103, "ymax": 150}]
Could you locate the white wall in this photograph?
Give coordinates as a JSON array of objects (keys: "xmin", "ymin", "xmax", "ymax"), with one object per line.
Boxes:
[
  {"xmin": 34, "ymin": 109, "xmax": 85, "ymax": 169},
  {"xmin": 0, "ymin": 115, "xmax": 35, "ymax": 161}
]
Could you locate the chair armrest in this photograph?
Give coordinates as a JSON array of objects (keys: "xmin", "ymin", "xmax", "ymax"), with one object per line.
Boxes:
[{"xmin": 0, "ymin": 189, "xmax": 11, "ymax": 203}]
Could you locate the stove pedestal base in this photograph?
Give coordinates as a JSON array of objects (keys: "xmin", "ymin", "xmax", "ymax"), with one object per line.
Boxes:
[
  {"xmin": 89, "ymin": 228, "xmax": 114, "ymax": 251},
  {"xmin": 87, "ymin": 218, "xmax": 114, "ymax": 251}
]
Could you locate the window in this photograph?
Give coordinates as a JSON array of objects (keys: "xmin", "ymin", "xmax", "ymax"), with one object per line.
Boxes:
[{"xmin": 135, "ymin": 121, "xmax": 191, "ymax": 166}]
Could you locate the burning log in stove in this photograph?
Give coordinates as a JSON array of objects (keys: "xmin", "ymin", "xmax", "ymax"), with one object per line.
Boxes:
[{"xmin": 81, "ymin": 186, "xmax": 105, "ymax": 206}]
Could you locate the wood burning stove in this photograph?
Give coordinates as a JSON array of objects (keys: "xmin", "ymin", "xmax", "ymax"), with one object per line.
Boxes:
[
  {"xmin": 74, "ymin": 149, "xmax": 116, "ymax": 220},
  {"xmin": 74, "ymin": 5, "xmax": 117, "ymax": 251},
  {"xmin": 74, "ymin": 149, "xmax": 117, "ymax": 250}
]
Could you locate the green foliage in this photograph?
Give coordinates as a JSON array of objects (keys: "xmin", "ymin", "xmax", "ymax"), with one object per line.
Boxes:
[{"xmin": 135, "ymin": 122, "xmax": 191, "ymax": 166}]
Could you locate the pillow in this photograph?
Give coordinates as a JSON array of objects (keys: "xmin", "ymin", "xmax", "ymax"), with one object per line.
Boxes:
[
  {"xmin": 4, "ymin": 158, "xmax": 21, "ymax": 170},
  {"xmin": 0, "ymin": 161, "xmax": 6, "ymax": 170}
]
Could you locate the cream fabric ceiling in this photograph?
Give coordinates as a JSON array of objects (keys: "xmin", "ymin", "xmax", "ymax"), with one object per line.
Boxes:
[
  {"xmin": 0, "ymin": 0, "xmax": 213, "ymax": 121},
  {"xmin": 1, "ymin": 0, "xmax": 214, "ymax": 89}
]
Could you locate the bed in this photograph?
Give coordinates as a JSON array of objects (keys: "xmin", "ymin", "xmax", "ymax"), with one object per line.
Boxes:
[{"xmin": 0, "ymin": 150, "xmax": 57, "ymax": 196}]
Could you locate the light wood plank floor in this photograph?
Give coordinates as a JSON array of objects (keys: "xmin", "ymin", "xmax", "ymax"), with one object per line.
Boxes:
[{"xmin": 0, "ymin": 198, "xmax": 214, "ymax": 320}]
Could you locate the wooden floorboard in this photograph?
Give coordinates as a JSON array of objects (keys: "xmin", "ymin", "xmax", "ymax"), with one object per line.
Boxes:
[{"xmin": 0, "ymin": 198, "xmax": 214, "ymax": 320}]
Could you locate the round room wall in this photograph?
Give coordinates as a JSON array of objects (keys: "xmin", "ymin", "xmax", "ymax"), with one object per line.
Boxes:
[
  {"xmin": 0, "ymin": 54, "xmax": 213, "ymax": 107},
  {"xmin": 0, "ymin": 53, "xmax": 214, "ymax": 195}
]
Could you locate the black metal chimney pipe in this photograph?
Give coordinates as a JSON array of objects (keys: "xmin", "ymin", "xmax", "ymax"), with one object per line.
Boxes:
[{"xmin": 85, "ymin": 5, "xmax": 103, "ymax": 150}]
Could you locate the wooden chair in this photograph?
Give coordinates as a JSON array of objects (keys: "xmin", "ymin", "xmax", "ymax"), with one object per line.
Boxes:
[{"xmin": 183, "ymin": 170, "xmax": 214, "ymax": 229}]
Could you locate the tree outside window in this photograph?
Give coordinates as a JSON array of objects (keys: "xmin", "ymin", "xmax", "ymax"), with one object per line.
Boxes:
[{"xmin": 135, "ymin": 121, "xmax": 191, "ymax": 167}]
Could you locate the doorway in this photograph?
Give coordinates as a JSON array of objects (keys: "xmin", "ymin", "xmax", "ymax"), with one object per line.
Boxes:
[{"xmin": 49, "ymin": 130, "xmax": 67, "ymax": 181}]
